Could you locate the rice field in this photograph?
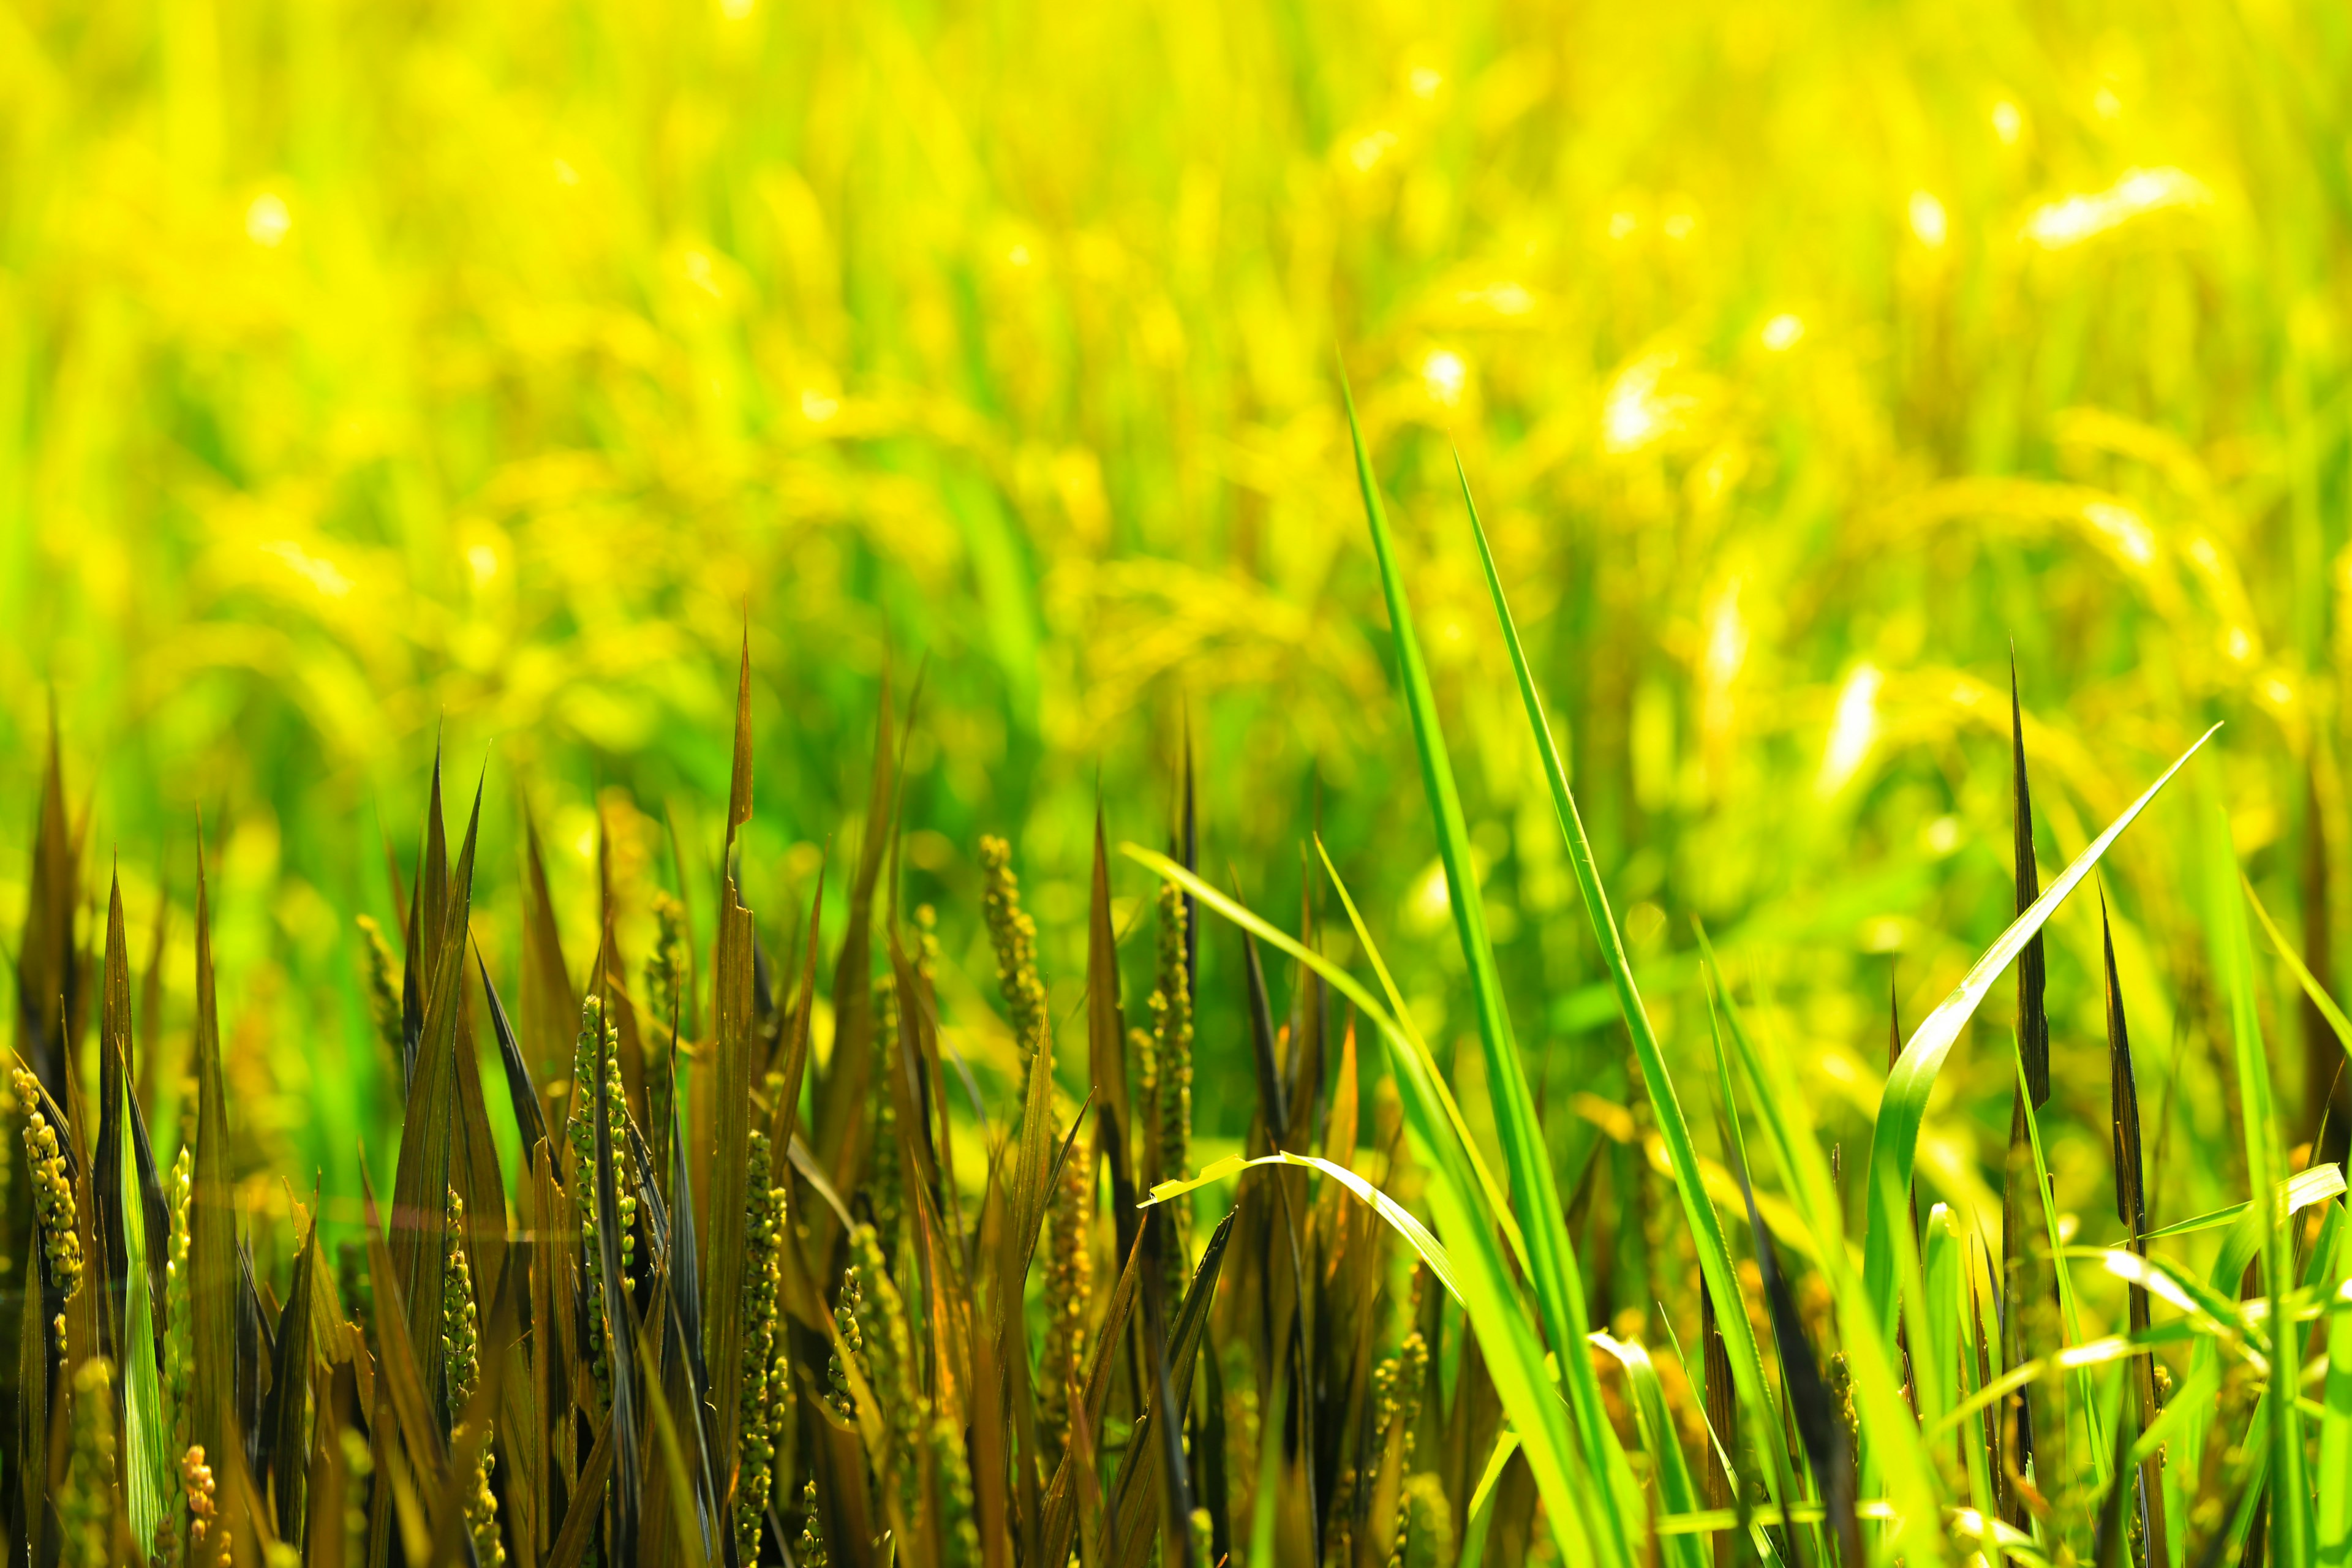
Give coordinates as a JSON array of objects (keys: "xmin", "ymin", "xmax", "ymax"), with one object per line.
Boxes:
[{"xmin": 3, "ymin": 0, "xmax": 2351, "ymax": 1562}]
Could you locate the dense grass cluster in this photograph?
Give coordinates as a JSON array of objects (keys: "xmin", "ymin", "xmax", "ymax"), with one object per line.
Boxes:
[{"xmin": 2, "ymin": 430, "xmax": 2347, "ymax": 1567}]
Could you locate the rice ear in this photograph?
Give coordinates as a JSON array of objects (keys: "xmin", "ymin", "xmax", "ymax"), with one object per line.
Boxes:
[{"xmin": 593, "ymin": 1000, "xmax": 644, "ymax": 1564}]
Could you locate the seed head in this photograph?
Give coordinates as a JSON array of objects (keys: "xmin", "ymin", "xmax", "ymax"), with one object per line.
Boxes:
[
  {"xmin": 979, "ymin": 836, "xmax": 1049, "ymax": 1057},
  {"xmin": 734, "ymin": 1132, "xmax": 791, "ymax": 1562},
  {"xmin": 181, "ymin": 1445, "xmax": 217, "ymax": 1563},
  {"xmin": 19, "ymin": 1068, "xmax": 83, "ymax": 1303},
  {"xmin": 355, "ymin": 914, "xmax": 405, "ymax": 1079}
]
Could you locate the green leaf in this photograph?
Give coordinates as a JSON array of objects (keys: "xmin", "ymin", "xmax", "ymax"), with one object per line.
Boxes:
[
  {"xmin": 2318, "ymin": 1208, "xmax": 2352, "ymax": 1565},
  {"xmin": 1863, "ymin": 725, "xmax": 2220, "ymax": 1340},
  {"xmin": 1457, "ymin": 1432, "xmax": 1524, "ymax": 1568},
  {"xmin": 1458, "ymin": 453, "xmax": 1795, "ymax": 1532},
  {"xmin": 118, "ymin": 1069, "xmax": 168, "ymax": 1555},
  {"xmin": 2201, "ymin": 796, "xmax": 2310, "ymax": 1564},
  {"xmin": 1593, "ymin": 1333, "xmax": 1710, "ymax": 1568},
  {"xmin": 1312, "ymin": 840, "xmax": 1529, "ymax": 1274},
  {"xmin": 1343, "ymin": 380, "xmax": 1636, "ymax": 1568},
  {"xmin": 1142, "ymin": 1150, "xmax": 1461, "ymax": 1302},
  {"xmin": 2136, "ymin": 1163, "xmax": 2346, "ymax": 1243},
  {"xmin": 2247, "ymin": 873, "xmax": 2352, "ymax": 1058},
  {"xmin": 1123, "ymin": 845, "xmax": 1616, "ymax": 1568},
  {"xmin": 2007, "ymin": 1039, "xmax": 2107, "ymax": 1488},
  {"xmin": 1700, "ymin": 941, "xmax": 1948, "ymax": 1562}
]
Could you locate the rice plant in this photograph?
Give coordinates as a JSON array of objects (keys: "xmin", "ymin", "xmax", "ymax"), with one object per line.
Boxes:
[{"xmin": 0, "ymin": 399, "xmax": 2343, "ymax": 1568}]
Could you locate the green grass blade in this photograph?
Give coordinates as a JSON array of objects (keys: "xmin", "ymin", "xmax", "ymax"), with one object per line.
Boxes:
[
  {"xmin": 1700, "ymin": 943, "xmax": 1950, "ymax": 1562},
  {"xmin": 2319, "ymin": 1210, "xmax": 2352, "ymax": 1565},
  {"xmin": 1312, "ymin": 838, "xmax": 1531, "ymax": 1278},
  {"xmin": 1918, "ymin": 1207, "xmax": 1959, "ymax": 1438},
  {"xmin": 119, "ymin": 1069, "xmax": 168, "ymax": 1553},
  {"xmin": 2008, "ymin": 1041, "xmax": 2108, "ymax": 1488},
  {"xmin": 1929, "ymin": 1325, "xmax": 2199, "ymax": 1449},
  {"xmin": 1701, "ymin": 982, "xmax": 1827, "ymax": 1564},
  {"xmin": 1458, "ymin": 454, "xmax": 1798, "ymax": 1531},
  {"xmin": 1344, "ymin": 384, "xmax": 1636, "ymax": 1568},
  {"xmin": 1593, "ymin": 1333, "xmax": 1711, "ymax": 1568},
  {"xmin": 2247, "ymin": 874, "xmax": 2352, "ymax": 1056},
  {"xmin": 1123, "ymin": 844, "xmax": 1619, "ymax": 1566},
  {"xmin": 1863, "ymin": 725, "xmax": 2221, "ymax": 1340},
  {"xmin": 1140, "ymin": 1150, "xmax": 1461, "ymax": 1303},
  {"xmin": 2139, "ymin": 1163, "xmax": 2346, "ymax": 1244},
  {"xmin": 1457, "ymin": 1432, "xmax": 1525, "ymax": 1568},
  {"xmin": 2204, "ymin": 798, "xmax": 2310, "ymax": 1564}
]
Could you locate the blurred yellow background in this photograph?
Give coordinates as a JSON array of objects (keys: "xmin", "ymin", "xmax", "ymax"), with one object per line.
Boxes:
[{"xmin": 1, "ymin": 0, "xmax": 2345, "ymax": 1224}]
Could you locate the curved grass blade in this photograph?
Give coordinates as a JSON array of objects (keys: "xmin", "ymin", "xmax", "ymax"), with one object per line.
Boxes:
[
  {"xmin": 1345, "ymin": 401, "xmax": 1637, "ymax": 1568},
  {"xmin": 1593, "ymin": 1333, "xmax": 1709, "ymax": 1568},
  {"xmin": 1458, "ymin": 454, "xmax": 1794, "ymax": 1530},
  {"xmin": 1863, "ymin": 725, "xmax": 2221, "ymax": 1336},
  {"xmin": 2135, "ymin": 1159, "xmax": 2346, "ymax": 1247},
  {"xmin": 1126, "ymin": 845, "xmax": 1619, "ymax": 1567},
  {"xmin": 1141, "ymin": 1150, "xmax": 1460, "ymax": 1302},
  {"xmin": 1313, "ymin": 840, "xmax": 1531, "ymax": 1276},
  {"xmin": 1932, "ymin": 1318, "xmax": 2204, "ymax": 1444},
  {"xmin": 1457, "ymin": 1432, "xmax": 1523, "ymax": 1568}
]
